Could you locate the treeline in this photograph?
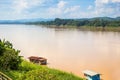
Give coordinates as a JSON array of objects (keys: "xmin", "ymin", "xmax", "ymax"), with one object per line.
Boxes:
[{"xmin": 28, "ymin": 17, "xmax": 120, "ymax": 27}]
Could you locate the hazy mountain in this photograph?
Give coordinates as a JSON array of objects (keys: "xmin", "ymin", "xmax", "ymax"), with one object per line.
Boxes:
[
  {"xmin": 0, "ymin": 18, "xmax": 53, "ymax": 24},
  {"xmin": 76, "ymin": 17, "xmax": 120, "ymax": 21}
]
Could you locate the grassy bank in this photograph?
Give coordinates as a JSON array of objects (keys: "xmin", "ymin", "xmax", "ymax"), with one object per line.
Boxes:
[{"xmin": 1, "ymin": 60, "xmax": 83, "ymax": 80}]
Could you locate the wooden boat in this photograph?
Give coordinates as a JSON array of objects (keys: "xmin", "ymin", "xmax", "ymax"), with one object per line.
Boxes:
[{"xmin": 28, "ymin": 56, "xmax": 47, "ymax": 65}]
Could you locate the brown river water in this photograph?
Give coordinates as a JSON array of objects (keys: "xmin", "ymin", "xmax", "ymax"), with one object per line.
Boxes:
[{"xmin": 0, "ymin": 25, "xmax": 120, "ymax": 80}]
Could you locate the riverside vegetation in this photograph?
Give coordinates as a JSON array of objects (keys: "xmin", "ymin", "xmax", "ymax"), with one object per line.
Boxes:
[
  {"xmin": 0, "ymin": 39, "xmax": 83, "ymax": 80},
  {"xmin": 27, "ymin": 17, "xmax": 120, "ymax": 31}
]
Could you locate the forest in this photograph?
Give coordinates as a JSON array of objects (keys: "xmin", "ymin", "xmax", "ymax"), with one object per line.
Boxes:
[{"xmin": 27, "ymin": 17, "xmax": 120, "ymax": 27}]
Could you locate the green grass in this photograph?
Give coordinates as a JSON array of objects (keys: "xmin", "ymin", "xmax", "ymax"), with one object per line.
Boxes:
[{"xmin": 1, "ymin": 60, "xmax": 83, "ymax": 80}]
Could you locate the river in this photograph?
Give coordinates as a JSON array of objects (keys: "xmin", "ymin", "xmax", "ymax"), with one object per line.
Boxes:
[{"xmin": 0, "ymin": 24, "xmax": 120, "ymax": 80}]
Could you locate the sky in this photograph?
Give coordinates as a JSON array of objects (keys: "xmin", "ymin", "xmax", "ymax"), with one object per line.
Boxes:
[{"xmin": 0, "ymin": 0, "xmax": 120, "ymax": 20}]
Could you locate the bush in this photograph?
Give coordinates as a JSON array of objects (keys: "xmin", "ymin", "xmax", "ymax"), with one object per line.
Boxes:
[{"xmin": 0, "ymin": 39, "xmax": 22, "ymax": 70}]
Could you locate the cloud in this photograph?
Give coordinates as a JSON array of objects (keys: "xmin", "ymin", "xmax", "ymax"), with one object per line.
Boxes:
[
  {"xmin": 12, "ymin": 0, "xmax": 28, "ymax": 14},
  {"xmin": 64, "ymin": 6, "xmax": 80, "ymax": 13},
  {"xmin": 1, "ymin": 0, "xmax": 119, "ymax": 19},
  {"xmin": 12, "ymin": 0, "xmax": 46, "ymax": 14},
  {"xmin": 95, "ymin": 0, "xmax": 120, "ymax": 5},
  {"xmin": 87, "ymin": 5, "xmax": 93, "ymax": 10},
  {"xmin": 47, "ymin": 1, "xmax": 66, "ymax": 17},
  {"xmin": 47, "ymin": 0, "xmax": 120, "ymax": 18},
  {"xmin": 95, "ymin": 0, "xmax": 109, "ymax": 4},
  {"xmin": 112, "ymin": 0, "xmax": 120, "ymax": 2},
  {"xmin": 57, "ymin": 0, "xmax": 67, "ymax": 9},
  {"xmin": 94, "ymin": 0, "xmax": 120, "ymax": 17},
  {"xmin": 47, "ymin": 1, "xmax": 81, "ymax": 18}
]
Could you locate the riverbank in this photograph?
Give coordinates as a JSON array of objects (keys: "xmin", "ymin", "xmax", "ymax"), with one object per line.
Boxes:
[
  {"xmin": 1, "ymin": 60, "xmax": 83, "ymax": 80},
  {"xmin": 0, "ymin": 38, "xmax": 83, "ymax": 80},
  {"xmin": 40, "ymin": 25, "xmax": 120, "ymax": 32}
]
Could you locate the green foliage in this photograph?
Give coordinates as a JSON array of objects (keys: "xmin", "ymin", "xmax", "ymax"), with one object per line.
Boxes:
[
  {"xmin": 1, "ymin": 61, "xmax": 83, "ymax": 80},
  {"xmin": 0, "ymin": 39, "xmax": 22, "ymax": 70},
  {"xmin": 22, "ymin": 69, "xmax": 58, "ymax": 80},
  {"xmin": 30, "ymin": 17, "xmax": 120, "ymax": 28},
  {"xmin": 19, "ymin": 60, "xmax": 44, "ymax": 71}
]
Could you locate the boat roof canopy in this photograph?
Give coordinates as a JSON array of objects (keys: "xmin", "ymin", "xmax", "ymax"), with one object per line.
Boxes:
[{"xmin": 83, "ymin": 70, "xmax": 100, "ymax": 76}]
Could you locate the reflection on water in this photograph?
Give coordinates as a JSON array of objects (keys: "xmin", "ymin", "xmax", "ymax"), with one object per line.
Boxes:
[{"xmin": 0, "ymin": 24, "xmax": 120, "ymax": 80}]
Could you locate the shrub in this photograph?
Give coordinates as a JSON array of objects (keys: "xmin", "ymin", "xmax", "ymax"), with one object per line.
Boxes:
[{"xmin": 0, "ymin": 39, "xmax": 22, "ymax": 70}]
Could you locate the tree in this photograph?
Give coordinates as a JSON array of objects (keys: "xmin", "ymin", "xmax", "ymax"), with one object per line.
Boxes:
[
  {"xmin": 0, "ymin": 39, "xmax": 22, "ymax": 70},
  {"xmin": 54, "ymin": 18, "xmax": 62, "ymax": 26}
]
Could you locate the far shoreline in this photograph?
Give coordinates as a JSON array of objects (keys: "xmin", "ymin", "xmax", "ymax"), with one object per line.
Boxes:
[
  {"xmin": 0, "ymin": 23, "xmax": 120, "ymax": 32},
  {"xmin": 34, "ymin": 24, "xmax": 120, "ymax": 32}
]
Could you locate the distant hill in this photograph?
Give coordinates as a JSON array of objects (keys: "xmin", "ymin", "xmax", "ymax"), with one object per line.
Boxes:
[
  {"xmin": 76, "ymin": 17, "xmax": 120, "ymax": 21},
  {"xmin": 0, "ymin": 18, "xmax": 53, "ymax": 24},
  {"xmin": 90, "ymin": 17, "xmax": 120, "ymax": 21}
]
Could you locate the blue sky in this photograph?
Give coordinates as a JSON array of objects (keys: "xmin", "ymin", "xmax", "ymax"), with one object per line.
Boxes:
[{"xmin": 0, "ymin": 0, "xmax": 120, "ymax": 20}]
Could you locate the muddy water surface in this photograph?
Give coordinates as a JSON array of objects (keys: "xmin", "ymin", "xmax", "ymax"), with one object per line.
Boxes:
[{"xmin": 0, "ymin": 25, "xmax": 120, "ymax": 80}]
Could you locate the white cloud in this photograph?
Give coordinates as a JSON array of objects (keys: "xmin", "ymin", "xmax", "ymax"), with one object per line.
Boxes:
[
  {"xmin": 47, "ymin": 0, "xmax": 119, "ymax": 18},
  {"xmin": 47, "ymin": 1, "xmax": 67, "ymax": 17},
  {"xmin": 95, "ymin": 0, "xmax": 109, "ymax": 8},
  {"xmin": 93, "ymin": 0, "xmax": 120, "ymax": 17},
  {"xmin": 95, "ymin": 0, "xmax": 120, "ymax": 5},
  {"xmin": 57, "ymin": 1, "xmax": 67, "ymax": 9},
  {"xmin": 12, "ymin": 0, "xmax": 45, "ymax": 14},
  {"xmin": 87, "ymin": 5, "xmax": 93, "ymax": 10},
  {"xmin": 111, "ymin": 0, "xmax": 120, "ymax": 2},
  {"xmin": 64, "ymin": 6, "xmax": 80, "ymax": 13},
  {"xmin": 9, "ymin": 0, "xmax": 120, "ymax": 19},
  {"xmin": 47, "ymin": 1, "xmax": 81, "ymax": 18},
  {"xmin": 13, "ymin": 0, "xmax": 28, "ymax": 14},
  {"xmin": 65, "ymin": 0, "xmax": 120, "ymax": 18}
]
